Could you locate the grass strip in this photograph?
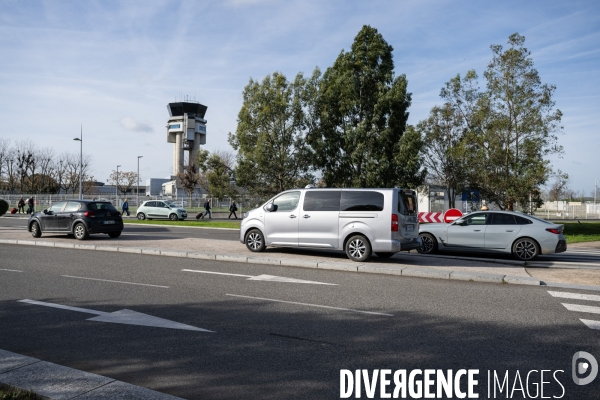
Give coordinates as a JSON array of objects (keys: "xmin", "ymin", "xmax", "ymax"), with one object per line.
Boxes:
[
  {"xmin": 0, "ymin": 387, "xmax": 41, "ymax": 400},
  {"xmin": 560, "ymin": 222, "xmax": 600, "ymax": 244},
  {"xmin": 123, "ymin": 219, "xmax": 239, "ymax": 229}
]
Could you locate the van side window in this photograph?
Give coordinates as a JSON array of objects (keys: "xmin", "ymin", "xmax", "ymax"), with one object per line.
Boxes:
[
  {"xmin": 340, "ymin": 191, "xmax": 384, "ymax": 212},
  {"xmin": 273, "ymin": 191, "xmax": 301, "ymax": 212},
  {"xmin": 303, "ymin": 191, "xmax": 341, "ymax": 211}
]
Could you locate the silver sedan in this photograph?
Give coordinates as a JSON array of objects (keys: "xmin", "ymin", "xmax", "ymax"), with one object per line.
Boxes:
[{"xmin": 417, "ymin": 211, "xmax": 567, "ymax": 261}]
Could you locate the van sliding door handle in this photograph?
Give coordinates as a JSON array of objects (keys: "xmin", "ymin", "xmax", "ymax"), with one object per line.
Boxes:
[
  {"xmin": 289, "ymin": 215, "xmax": 297, "ymax": 219},
  {"xmin": 473, "ymin": 229, "xmax": 481, "ymax": 232},
  {"xmin": 303, "ymin": 215, "xmax": 310, "ymax": 218}
]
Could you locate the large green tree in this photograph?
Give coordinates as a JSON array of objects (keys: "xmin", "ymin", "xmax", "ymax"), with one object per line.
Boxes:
[
  {"xmin": 423, "ymin": 33, "xmax": 563, "ymax": 211},
  {"xmin": 228, "ymin": 72, "xmax": 314, "ymax": 197},
  {"xmin": 307, "ymin": 25, "xmax": 424, "ymax": 188},
  {"xmin": 197, "ymin": 149, "xmax": 237, "ymax": 199}
]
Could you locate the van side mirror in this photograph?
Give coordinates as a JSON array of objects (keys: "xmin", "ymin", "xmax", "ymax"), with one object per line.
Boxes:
[{"xmin": 265, "ymin": 203, "xmax": 276, "ymax": 212}]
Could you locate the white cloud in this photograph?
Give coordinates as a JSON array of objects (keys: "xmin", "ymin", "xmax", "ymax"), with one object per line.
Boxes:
[{"xmin": 120, "ymin": 117, "xmax": 153, "ymax": 133}]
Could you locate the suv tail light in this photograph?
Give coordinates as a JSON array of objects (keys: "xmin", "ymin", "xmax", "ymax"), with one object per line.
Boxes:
[
  {"xmin": 84, "ymin": 211, "xmax": 95, "ymax": 218},
  {"xmin": 546, "ymin": 228, "xmax": 562, "ymax": 234},
  {"xmin": 392, "ymin": 214, "xmax": 399, "ymax": 231}
]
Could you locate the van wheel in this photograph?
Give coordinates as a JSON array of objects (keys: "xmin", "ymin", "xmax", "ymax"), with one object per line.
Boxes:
[
  {"xmin": 245, "ymin": 229, "xmax": 266, "ymax": 252},
  {"xmin": 31, "ymin": 221, "xmax": 42, "ymax": 238},
  {"xmin": 345, "ymin": 235, "xmax": 371, "ymax": 262},
  {"xmin": 376, "ymin": 252, "xmax": 396, "ymax": 258},
  {"xmin": 417, "ymin": 233, "xmax": 437, "ymax": 254}
]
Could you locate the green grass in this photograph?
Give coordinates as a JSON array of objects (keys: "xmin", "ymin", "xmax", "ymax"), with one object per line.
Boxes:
[
  {"xmin": 123, "ymin": 219, "xmax": 240, "ymax": 229},
  {"xmin": 0, "ymin": 388, "xmax": 40, "ymax": 400},
  {"xmin": 557, "ymin": 222, "xmax": 600, "ymax": 244}
]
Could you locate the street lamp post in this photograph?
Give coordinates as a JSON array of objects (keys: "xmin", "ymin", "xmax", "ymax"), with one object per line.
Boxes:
[
  {"xmin": 72, "ymin": 126, "xmax": 82, "ymax": 199},
  {"xmin": 137, "ymin": 156, "xmax": 143, "ymax": 208},
  {"xmin": 595, "ymin": 178, "xmax": 599, "ymax": 218},
  {"xmin": 116, "ymin": 165, "xmax": 121, "ymax": 205}
]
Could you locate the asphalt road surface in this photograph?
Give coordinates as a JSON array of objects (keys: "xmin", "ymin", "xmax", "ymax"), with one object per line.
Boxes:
[{"xmin": 1, "ymin": 244, "xmax": 599, "ymax": 399}]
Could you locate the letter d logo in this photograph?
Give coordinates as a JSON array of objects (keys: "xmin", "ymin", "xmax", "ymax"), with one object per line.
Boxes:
[{"xmin": 572, "ymin": 351, "xmax": 598, "ymax": 385}]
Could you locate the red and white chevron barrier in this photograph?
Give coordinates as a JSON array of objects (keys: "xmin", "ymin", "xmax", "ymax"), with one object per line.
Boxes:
[{"xmin": 418, "ymin": 212, "xmax": 443, "ymax": 223}]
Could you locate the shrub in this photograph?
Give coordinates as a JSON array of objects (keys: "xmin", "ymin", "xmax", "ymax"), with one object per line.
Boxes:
[{"xmin": 0, "ymin": 199, "xmax": 8, "ymax": 216}]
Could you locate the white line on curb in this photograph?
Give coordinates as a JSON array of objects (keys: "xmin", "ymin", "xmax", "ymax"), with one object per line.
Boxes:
[
  {"xmin": 226, "ymin": 294, "xmax": 393, "ymax": 316},
  {"xmin": 61, "ymin": 275, "xmax": 169, "ymax": 288}
]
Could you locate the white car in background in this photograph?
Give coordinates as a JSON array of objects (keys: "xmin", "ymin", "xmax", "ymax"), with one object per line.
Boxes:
[
  {"xmin": 136, "ymin": 200, "xmax": 187, "ymax": 221},
  {"xmin": 417, "ymin": 211, "xmax": 566, "ymax": 261}
]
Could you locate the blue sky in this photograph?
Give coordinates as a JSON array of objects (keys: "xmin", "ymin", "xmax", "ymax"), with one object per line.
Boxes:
[{"xmin": 1, "ymin": 0, "xmax": 599, "ymax": 194}]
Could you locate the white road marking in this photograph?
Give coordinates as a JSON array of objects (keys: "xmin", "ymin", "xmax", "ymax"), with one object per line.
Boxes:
[
  {"xmin": 562, "ymin": 303, "xmax": 600, "ymax": 315},
  {"xmin": 61, "ymin": 275, "xmax": 169, "ymax": 288},
  {"xmin": 226, "ymin": 294, "xmax": 393, "ymax": 316},
  {"xmin": 18, "ymin": 299, "xmax": 213, "ymax": 332},
  {"xmin": 0, "ymin": 268, "xmax": 23, "ymax": 272},
  {"xmin": 548, "ymin": 291, "xmax": 600, "ymax": 302},
  {"xmin": 183, "ymin": 269, "xmax": 337, "ymax": 285},
  {"xmin": 580, "ymin": 319, "xmax": 600, "ymax": 330},
  {"xmin": 182, "ymin": 269, "xmax": 253, "ymax": 278}
]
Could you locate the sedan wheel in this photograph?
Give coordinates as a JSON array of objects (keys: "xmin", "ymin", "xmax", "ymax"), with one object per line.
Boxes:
[
  {"xmin": 73, "ymin": 223, "xmax": 89, "ymax": 240},
  {"xmin": 137, "ymin": 213, "xmax": 146, "ymax": 220},
  {"xmin": 417, "ymin": 233, "xmax": 437, "ymax": 254},
  {"xmin": 245, "ymin": 229, "xmax": 266, "ymax": 252},
  {"xmin": 512, "ymin": 238, "xmax": 539, "ymax": 261},
  {"xmin": 345, "ymin": 235, "xmax": 371, "ymax": 262},
  {"xmin": 31, "ymin": 221, "xmax": 42, "ymax": 238},
  {"xmin": 169, "ymin": 213, "xmax": 178, "ymax": 221}
]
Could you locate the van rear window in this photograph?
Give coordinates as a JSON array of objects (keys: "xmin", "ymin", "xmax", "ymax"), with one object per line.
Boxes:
[{"xmin": 340, "ymin": 191, "xmax": 384, "ymax": 212}]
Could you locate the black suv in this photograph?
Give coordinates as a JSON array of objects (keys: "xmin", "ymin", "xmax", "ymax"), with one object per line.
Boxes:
[{"xmin": 28, "ymin": 200, "xmax": 123, "ymax": 240}]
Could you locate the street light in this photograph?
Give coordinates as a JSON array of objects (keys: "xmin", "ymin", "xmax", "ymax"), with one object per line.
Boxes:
[
  {"xmin": 116, "ymin": 165, "xmax": 121, "ymax": 203},
  {"xmin": 137, "ymin": 156, "xmax": 143, "ymax": 208},
  {"xmin": 72, "ymin": 125, "xmax": 82, "ymax": 200},
  {"xmin": 595, "ymin": 178, "xmax": 599, "ymax": 217}
]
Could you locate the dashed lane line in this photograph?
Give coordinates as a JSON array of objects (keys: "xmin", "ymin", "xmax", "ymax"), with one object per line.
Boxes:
[
  {"xmin": 548, "ymin": 291, "xmax": 600, "ymax": 302},
  {"xmin": 226, "ymin": 294, "xmax": 393, "ymax": 316},
  {"xmin": 61, "ymin": 275, "xmax": 169, "ymax": 288},
  {"xmin": 561, "ymin": 303, "xmax": 600, "ymax": 315},
  {"xmin": 0, "ymin": 268, "xmax": 23, "ymax": 272},
  {"xmin": 580, "ymin": 319, "xmax": 600, "ymax": 330}
]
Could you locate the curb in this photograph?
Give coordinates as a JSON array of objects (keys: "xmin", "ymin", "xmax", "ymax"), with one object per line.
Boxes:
[
  {"xmin": 0, "ymin": 238, "xmax": 541, "ymax": 287},
  {"xmin": 0, "ymin": 349, "xmax": 182, "ymax": 400}
]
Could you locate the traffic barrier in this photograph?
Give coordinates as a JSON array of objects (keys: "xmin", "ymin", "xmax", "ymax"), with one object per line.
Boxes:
[{"xmin": 418, "ymin": 212, "xmax": 443, "ymax": 223}]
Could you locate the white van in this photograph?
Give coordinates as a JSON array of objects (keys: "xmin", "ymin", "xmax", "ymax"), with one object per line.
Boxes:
[{"xmin": 239, "ymin": 188, "xmax": 420, "ymax": 262}]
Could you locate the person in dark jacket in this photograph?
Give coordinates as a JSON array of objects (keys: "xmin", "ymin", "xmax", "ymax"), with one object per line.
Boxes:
[
  {"xmin": 228, "ymin": 201, "xmax": 238, "ymax": 219},
  {"xmin": 26, "ymin": 197, "xmax": 35, "ymax": 214},
  {"xmin": 17, "ymin": 198, "xmax": 25, "ymax": 213},
  {"xmin": 201, "ymin": 199, "xmax": 212, "ymax": 219},
  {"xmin": 122, "ymin": 199, "xmax": 130, "ymax": 216}
]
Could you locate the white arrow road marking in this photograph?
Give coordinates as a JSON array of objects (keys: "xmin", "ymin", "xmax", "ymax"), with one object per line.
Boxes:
[
  {"xmin": 183, "ymin": 269, "xmax": 337, "ymax": 285},
  {"xmin": 580, "ymin": 319, "xmax": 600, "ymax": 330},
  {"xmin": 548, "ymin": 291, "xmax": 600, "ymax": 302},
  {"xmin": 562, "ymin": 303, "xmax": 600, "ymax": 315},
  {"xmin": 62, "ymin": 275, "xmax": 169, "ymax": 288},
  {"xmin": 18, "ymin": 299, "xmax": 213, "ymax": 332},
  {"xmin": 0, "ymin": 268, "xmax": 23, "ymax": 272},
  {"xmin": 226, "ymin": 294, "xmax": 393, "ymax": 316}
]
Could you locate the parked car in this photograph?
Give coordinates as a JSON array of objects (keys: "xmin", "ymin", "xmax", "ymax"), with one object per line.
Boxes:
[
  {"xmin": 136, "ymin": 200, "xmax": 187, "ymax": 221},
  {"xmin": 417, "ymin": 211, "xmax": 567, "ymax": 261},
  {"xmin": 27, "ymin": 200, "xmax": 123, "ymax": 240},
  {"xmin": 240, "ymin": 188, "xmax": 420, "ymax": 262}
]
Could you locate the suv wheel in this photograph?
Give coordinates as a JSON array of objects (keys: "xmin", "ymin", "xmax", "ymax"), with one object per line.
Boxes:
[
  {"xmin": 345, "ymin": 235, "xmax": 371, "ymax": 262},
  {"xmin": 245, "ymin": 229, "xmax": 266, "ymax": 252},
  {"xmin": 31, "ymin": 221, "xmax": 42, "ymax": 238},
  {"xmin": 169, "ymin": 213, "xmax": 178, "ymax": 221},
  {"xmin": 137, "ymin": 213, "xmax": 146, "ymax": 220},
  {"xmin": 73, "ymin": 223, "xmax": 89, "ymax": 240}
]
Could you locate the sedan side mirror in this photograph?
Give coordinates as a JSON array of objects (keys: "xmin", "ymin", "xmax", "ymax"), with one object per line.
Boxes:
[
  {"xmin": 44, "ymin": 210, "xmax": 53, "ymax": 215},
  {"xmin": 265, "ymin": 203, "xmax": 276, "ymax": 212},
  {"xmin": 456, "ymin": 220, "xmax": 467, "ymax": 226}
]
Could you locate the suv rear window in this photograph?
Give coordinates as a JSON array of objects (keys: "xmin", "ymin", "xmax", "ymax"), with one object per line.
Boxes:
[
  {"xmin": 340, "ymin": 191, "xmax": 384, "ymax": 212},
  {"xmin": 88, "ymin": 202, "xmax": 118, "ymax": 212}
]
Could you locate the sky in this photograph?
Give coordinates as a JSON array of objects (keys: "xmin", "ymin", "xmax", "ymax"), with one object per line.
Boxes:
[{"xmin": 1, "ymin": 0, "xmax": 599, "ymax": 194}]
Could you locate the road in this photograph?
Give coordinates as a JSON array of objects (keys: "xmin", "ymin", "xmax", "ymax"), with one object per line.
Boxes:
[{"xmin": 1, "ymin": 244, "xmax": 600, "ymax": 399}]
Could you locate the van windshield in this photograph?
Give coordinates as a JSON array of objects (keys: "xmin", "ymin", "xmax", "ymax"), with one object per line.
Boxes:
[{"xmin": 398, "ymin": 191, "xmax": 417, "ymax": 215}]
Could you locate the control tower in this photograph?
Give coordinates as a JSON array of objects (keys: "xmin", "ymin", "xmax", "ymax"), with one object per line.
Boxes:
[{"xmin": 166, "ymin": 101, "xmax": 207, "ymax": 175}]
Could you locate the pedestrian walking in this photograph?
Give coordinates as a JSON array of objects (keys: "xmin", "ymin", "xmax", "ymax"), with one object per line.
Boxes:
[
  {"xmin": 228, "ymin": 201, "xmax": 238, "ymax": 219},
  {"xmin": 26, "ymin": 197, "xmax": 35, "ymax": 214},
  {"xmin": 201, "ymin": 199, "xmax": 212, "ymax": 219},
  {"xmin": 122, "ymin": 198, "xmax": 130, "ymax": 216},
  {"xmin": 17, "ymin": 197, "xmax": 25, "ymax": 214}
]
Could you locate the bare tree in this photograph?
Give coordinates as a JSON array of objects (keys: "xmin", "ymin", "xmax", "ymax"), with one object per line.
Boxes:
[
  {"xmin": 106, "ymin": 171, "xmax": 138, "ymax": 195},
  {"xmin": 0, "ymin": 138, "xmax": 10, "ymax": 192},
  {"xmin": 547, "ymin": 170, "xmax": 570, "ymax": 201}
]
